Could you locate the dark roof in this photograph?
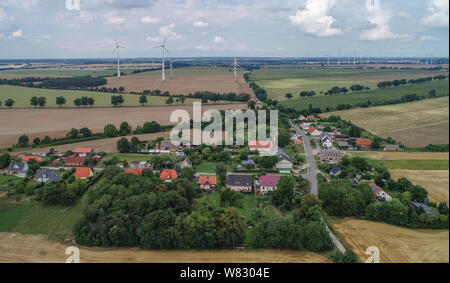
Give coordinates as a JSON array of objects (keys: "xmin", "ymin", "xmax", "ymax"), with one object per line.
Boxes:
[
  {"xmin": 8, "ymin": 162, "xmax": 27, "ymax": 173},
  {"xmin": 412, "ymin": 202, "xmax": 439, "ymax": 215},
  {"xmin": 330, "ymin": 166, "xmax": 341, "ymax": 175},
  {"xmin": 242, "ymin": 159, "xmax": 256, "ymax": 166},
  {"xmin": 276, "ymin": 148, "xmax": 291, "ymax": 162},
  {"xmin": 227, "ymin": 174, "xmax": 253, "ymax": 187},
  {"xmin": 320, "ymin": 149, "xmax": 342, "ymax": 158},
  {"xmin": 35, "ymin": 169, "xmax": 61, "ymax": 182}
]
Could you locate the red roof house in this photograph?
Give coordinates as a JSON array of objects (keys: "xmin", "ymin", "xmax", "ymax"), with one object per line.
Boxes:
[
  {"xmin": 125, "ymin": 168, "xmax": 143, "ymax": 177},
  {"xmin": 258, "ymin": 175, "xmax": 281, "ymax": 195},
  {"xmin": 248, "ymin": 140, "xmax": 273, "ymax": 150},
  {"xmin": 64, "ymin": 155, "xmax": 85, "ymax": 166},
  {"xmin": 356, "ymin": 139, "xmax": 372, "ymax": 149},
  {"xmin": 74, "ymin": 148, "xmax": 94, "ymax": 156},
  {"xmin": 293, "ymin": 139, "xmax": 303, "ymax": 144},
  {"xmin": 22, "ymin": 156, "xmax": 44, "ymax": 163},
  {"xmin": 198, "ymin": 176, "xmax": 217, "ymax": 192},
  {"xmin": 160, "ymin": 169, "xmax": 178, "ymax": 182},
  {"xmin": 75, "ymin": 167, "xmax": 93, "ymax": 179},
  {"xmin": 307, "ymin": 115, "xmax": 316, "ymax": 120}
]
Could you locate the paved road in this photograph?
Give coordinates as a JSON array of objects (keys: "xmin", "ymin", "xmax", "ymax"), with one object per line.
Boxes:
[
  {"xmin": 289, "ymin": 120, "xmax": 318, "ymax": 196},
  {"xmin": 289, "ymin": 120, "xmax": 346, "ymax": 254}
]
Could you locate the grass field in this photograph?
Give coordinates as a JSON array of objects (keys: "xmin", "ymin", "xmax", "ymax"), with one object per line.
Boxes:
[
  {"xmin": 252, "ymin": 68, "xmax": 448, "ymax": 101},
  {"xmin": 14, "ymin": 204, "xmax": 67, "ymax": 235},
  {"xmin": 0, "ymin": 232, "xmax": 330, "ymax": 263},
  {"xmin": 389, "ymin": 170, "xmax": 449, "ymax": 204},
  {"xmin": 322, "ymin": 96, "xmax": 449, "ymax": 147},
  {"xmin": 0, "ymin": 85, "xmax": 202, "ymax": 108},
  {"xmin": 359, "ymin": 152, "xmax": 449, "ymax": 160},
  {"xmin": 279, "ymin": 79, "xmax": 449, "ymax": 111},
  {"xmin": 0, "ymin": 203, "xmax": 33, "ymax": 232},
  {"xmin": 0, "ymin": 69, "xmax": 135, "ymax": 77},
  {"xmin": 380, "ymin": 160, "xmax": 449, "ymax": 170},
  {"xmin": 332, "ymin": 218, "xmax": 449, "ymax": 263},
  {"xmin": 196, "ymin": 162, "xmax": 233, "ymax": 173},
  {"xmin": 100, "ymin": 153, "xmax": 175, "ymax": 166}
]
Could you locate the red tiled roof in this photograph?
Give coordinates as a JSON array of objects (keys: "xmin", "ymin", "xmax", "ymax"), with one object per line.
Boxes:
[
  {"xmin": 125, "ymin": 168, "xmax": 143, "ymax": 177},
  {"xmin": 160, "ymin": 169, "xmax": 178, "ymax": 180},
  {"xmin": 260, "ymin": 175, "xmax": 281, "ymax": 187},
  {"xmin": 74, "ymin": 148, "xmax": 93, "ymax": 154},
  {"xmin": 249, "ymin": 141, "xmax": 273, "ymax": 149},
  {"xmin": 75, "ymin": 167, "xmax": 92, "ymax": 178},
  {"xmin": 64, "ymin": 155, "xmax": 85, "ymax": 165},
  {"xmin": 308, "ymin": 126, "xmax": 317, "ymax": 133},
  {"xmin": 307, "ymin": 115, "xmax": 316, "ymax": 120},
  {"xmin": 198, "ymin": 176, "xmax": 217, "ymax": 186},
  {"xmin": 356, "ymin": 139, "xmax": 372, "ymax": 146},
  {"xmin": 23, "ymin": 156, "xmax": 43, "ymax": 162},
  {"xmin": 294, "ymin": 139, "xmax": 303, "ymax": 144}
]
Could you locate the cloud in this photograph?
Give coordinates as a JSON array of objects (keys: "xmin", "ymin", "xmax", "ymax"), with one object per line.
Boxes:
[
  {"xmin": 193, "ymin": 21, "xmax": 209, "ymax": 27},
  {"xmin": 421, "ymin": 0, "xmax": 449, "ymax": 28},
  {"xmin": 141, "ymin": 16, "xmax": 162, "ymax": 24},
  {"xmin": 104, "ymin": 12, "xmax": 127, "ymax": 25},
  {"xmin": 158, "ymin": 23, "xmax": 184, "ymax": 40},
  {"xmin": 12, "ymin": 30, "xmax": 22, "ymax": 38},
  {"xmin": 288, "ymin": 0, "xmax": 342, "ymax": 37},
  {"xmin": 213, "ymin": 36, "xmax": 225, "ymax": 43},
  {"xmin": 145, "ymin": 36, "xmax": 160, "ymax": 42},
  {"xmin": 0, "ymin": 8, "xmax": 14, "ymax": 23},
  {"xmin": 79, "ymin": 11, "xmax": 94, "ymax": 24},
  {"xmin": 420, "ymin": 35, "xmax": 439, "ymax": 41},
  {"xmin": 360, "ymin": 10, "xmax": 408, "ymax": 41},
  {"xmin": 0, "ymin": 33, "xmax": 4, "ymax": 39}
]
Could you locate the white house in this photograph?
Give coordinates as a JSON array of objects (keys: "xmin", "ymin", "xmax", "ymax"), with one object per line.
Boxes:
[
  {"xmin": 370, "ymin": 183, "xmax": 392, "ymax": 202},
  {"xmin": 320, "ymin": 133, "xmax": 334, "ymax": 148},
  {"xmin": 249, "ymin": 141, "xmax": 274, "ymax": 155}
]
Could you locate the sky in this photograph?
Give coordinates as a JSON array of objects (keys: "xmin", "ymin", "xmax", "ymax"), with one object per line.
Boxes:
[{"xmin": 0, "ymin": 0, "xmax": 448, "ymax": 59}]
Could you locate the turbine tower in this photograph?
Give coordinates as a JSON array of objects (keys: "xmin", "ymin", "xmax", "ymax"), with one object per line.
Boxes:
[
  {"xmin": 338, "ymin": 49, "xmax": 341, "ymax": 65},
  {"xmin": 353, "ymin": 50, "xmax": 357, "ymax": 65},
  {"xmin": 113, "ymin": 39, "xmax": 126, "ymax": 79},
  {"xmin": 153, "ymin": 37, "xmax": 169, "ymax": 82},
  {"xmin": 170, "ymin": 59, "xmax": 173, "ymax": 79}
]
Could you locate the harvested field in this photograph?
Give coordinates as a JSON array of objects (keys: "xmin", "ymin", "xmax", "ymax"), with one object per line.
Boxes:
[
  {"xmin": 332, "ymin": 218, "xmax": 449, "ymax": 263},
  {"xmin": 380, "ymin": 122, "xmax": 449, "ymax": 148},
  {"xmin": 389, "ymin": 170, "xmax": 449, "ymax": 204},
  {"xmin": 0, "ymin": 104, "xmax": 246, "ymax": 148},
  {"xmin": 0, "ymin": 233, "xmax": 330, "ymax": 263},
  {"xmin": 104, "ymin": 67, "xmax": 255, "ymax": 99},
  {"xmin": 360, "ymin": 152, "xmax": 449, "ymax": 161}
]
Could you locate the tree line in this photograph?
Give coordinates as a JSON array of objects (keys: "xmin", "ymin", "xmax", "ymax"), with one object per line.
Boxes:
[{"xmin": 377, "ymin": 75, "xmax": 448, "ymax": 89}]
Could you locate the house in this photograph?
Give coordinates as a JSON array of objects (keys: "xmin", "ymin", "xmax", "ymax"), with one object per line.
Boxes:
[
  {"xmin": 298, "ymin": 115, "xmax": 306, "ymax": 121},
  {"xmin": 411, "ymin": 202, "xmax": 439, "ymax": 216},
  {"xmin": 74, "ymin": 148, "xmax": 94, "ymax": 157},
  {"xmin": 159, "ymin": 140, "xmax": 179, "ymax": 151},
  {"xmin": 300, "ymin": 122, "xmax": 311, "ymax": 131},
  {"xmin": 75, "ymin": 167, "xmax": 94, "ymax": 179},
  {"xmin": 242, "ymin": 159, "xmax": 257, "ymax": 169},
  {"xmin": 306, "ymin": 115, "xmax": 316, "ymax": 121},
  {"xmin": 258, "ymin": 175, "xmax": 281, "ymax": 195},
  {"xmin": 227, "ymin": 174, "xmax": 253, "ymax": 193},
  {"xmin": 319, "ymin": 149, "xmax": 342, "ymax": 163},
  {"xmin": 330, "ymin": 166, "xmax": 341, "ymax": 176},
  {"xmin": 35, "ymin": 169, "xmax": 61, "ymax": 183},
  {"xmin": 125, "ymin": 168, "xmax": 143, "ymax": 177},
  {"xmin": 384, "ymin": 144, "xmax": 401, "ymax": 151},
  {"xmin": 198, "ymin": 176, "xmax": 217, "ymax": 193},
  {"xmin": 160, "ymin": 169, "xmax": 178, "ymax": 182},
  {"xmin": 320, "ymin": 133, "xmax": 334, "ymax": 148},
  {"xmin": 178, "ymin": 159, "xmax": 193, "ymax": 169},
  {"xmin": 8, "ymin": 162, "xmax": 29, "ymax": 178},
  {"xmin": 338, "ymin": 142, "xmax": 354, "ymax": 151},
  {"xmin": 64, "ymin": 155, "xmax": 85, "ymax": 166},
  {"xmin": 308, "ymin": 126, "xmax": 321, "ymax": 137},
  {"xmin": 130, "ymin": 161, "xmax": 150, "ymax": 169},
  {"xmin": 248, "ymin": 140, "xmax": 273, "ymax": 155},
  {"xmin": 22, "ymin": 156, "xmax": 44, "ymax": 163},
  {"xmin": 276, "ymin": 149, "xmax": 293, "ymax": 174},
  {"xmin": 356, "ymin": 139, "xmax": 372, "ymax": 149},
  {"xmin": 335, "ymin": 134, "xmax": 350, "ymax": 141},
  {"xmin": 293, "ymin": 139, "xmax": 303, "ymax": 145},
  {"xmin": 369, "ymin": 183, "xmax": 392, "ymax": 202}
]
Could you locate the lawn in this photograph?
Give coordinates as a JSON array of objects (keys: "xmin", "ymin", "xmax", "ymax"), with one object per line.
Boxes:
[
  {"xmin": 0, "ymin": 202, "xmax": 33, "ymax": 232},
  {"xmin": 101, "ymin": 153, "xmax": 175, "ymax": 167},
  {"xmin": 14, "ymin": 204, "xmax": 67, "ymax": 235},
  {"xmin": 381, "ymin": 160, "xmax": 449, "ymax": 170},
  {"xmin": 196, "ymin": 161, "xmax": 233, "ymax": 173},
  {"xmin": 0, "ymin": 85, "xmax": 200, "ymax": 108},
  {"xmin": 279, "ymin": 79, "xmax": 449, "ymax": 111},
  {"xmin": 0, "ymin": 174, "xmax": 22, "ymax": 190}
]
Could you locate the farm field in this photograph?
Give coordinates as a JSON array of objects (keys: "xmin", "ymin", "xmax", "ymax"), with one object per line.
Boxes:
[
  {"xmin": 0, "ymin": 68, "xmax": 134, "ymax": 78},
  {"xmin": 0, "ymin": 85, "xmax": 202, "ymax": 108},
  {"xmin": 389, "ymin": 170, "xmax": 449, "ymax": 204},
  {"xmin": 380, "ymin": 160, "xmax": 449, "ymax": 170},
  {"xmin": 0, "ymin": 203, "xmax": 33, "ymax": 232},
  {"xmin": 104, "ymin": 67, "xmax": 254, "ymax": 98},
  {"xmin": 0, "ymin": 232, "xmax": 330, "ymax": 263},
  {"xmin": 0, "ymin": 104, "xmax": 246, "ymax": 149},
  {"xmin": 332, "ymin": 218, "xmax": 449, "ymax": 263},
  {"xmin": 322, "ymin": 96, "xmax": 450, "ymax": 147},
  {"xmin": 279, "ymin": 79, "xmax": 449, "ymax": 111},
  {"xmin": 359, "ymin": 151, "xmax": 449, "ymax": 160},
  {"xmin": 251, "ymin": 68, "xmax": 447, "ymax": 101}
]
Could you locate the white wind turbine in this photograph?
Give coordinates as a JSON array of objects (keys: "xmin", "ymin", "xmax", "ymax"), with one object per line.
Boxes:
[
  {"xmin": 113, "ymin": 39, "xmax": 126, "ymax": 79},
  {"xmin": 153, "ymin": 37, "xmax": 169, "ymax": 82}
]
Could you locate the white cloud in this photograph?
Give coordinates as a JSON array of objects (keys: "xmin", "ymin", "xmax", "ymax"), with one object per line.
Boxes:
[
  {"xmin": 104, "ymin": 12, "xmax": 127, "ymax": 25},
  {"xmin": 0, "ymin": 33, "xmax": 4, "ymax": 39},
  {"xmin": 421, "ymin": 0, "xmax": 449, "ymax": 28},
  {"xmin": 158, "ymin": 23, "xmax": 184, "ymax": 40},
  {"xmin": 141, "ymin": 16, "xmax": 162, "ymax": 24},
  {"xmin": 193, "ymin": 21, "xmax": 209, "ymax": 27},
  {"xmin": 12, "ymin": 30, "xmax": 23, "ymax": 38},
  {"xmin": 420, "ymin": 35, "xmax": 439, "ymax": 41},
  {"xmin": 0, "ymin": 8, "xmax": 14, "ymax": 23},
  {"xmin": 288, "ymin": 0, "xmax": 342, "ymax": 37},
  {"xmin": 360, "ymin": 10, "xmax": 407, "ymax": 41},
  {"xmin": 79, "ymin": 11, "xmax": 94, "ymax": 24},
  {"xmin": 213, "ymin": 36, "xmax": 225, "ymax": 43},
  {"xmin": 145, "ymin": 36, "xmax": 160, "ymax": 42}
]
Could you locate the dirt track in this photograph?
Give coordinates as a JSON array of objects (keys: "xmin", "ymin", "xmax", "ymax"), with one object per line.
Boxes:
[
  {"xmin": 0, "ymin": 233, "xmax": 330, "ymax": 263},
  {"xmin": 0, "ymin": 104, "xmax": 246, "ymax": 148}
]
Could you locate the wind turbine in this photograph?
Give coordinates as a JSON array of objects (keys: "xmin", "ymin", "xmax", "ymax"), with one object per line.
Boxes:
[
  {"xmin": 153, "ymin": 37, "xmax": 169, "ymax": 82},
  {"xmin": 337, "ymin": 49, "xmax": 341, "ymax": 65},
  {"xmin": 232, "ymin": 58, "xmax": 242, "ymax": 82},
  {"xmin": 113, "ymin": 39, "xmax": 126, "ymax": 79},
  {"xmin": 353, "ymin": 50, "xmax": 357, "ymax": 65},
  {"xmin": 170, "ymin": 59, "xmax": 173, "ymax": 79}
]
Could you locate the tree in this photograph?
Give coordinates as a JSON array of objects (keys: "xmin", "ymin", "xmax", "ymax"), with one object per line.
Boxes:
[
  {"xmin": 142, "ymin": 121, "xmax": 161, "ymax": 133},
  {"xmin": 56, "ymin": 96, "xmax": 66, "ymax": 107},
  {"xmin": 30, "ymin": 96, "xmax": 39, "ymax": 108},
  {"xmin": 87, "ymin": 97, "xmax": 95, "ymax": 107},
  {"xmin": 33, "ymin": 137, "xmax": 41, "ymax": 146},
  {"xmin": 179, "ymin": 96, "xmax": 186, "ymax": 104},
  {"xmin": 0, "ymin": 153, "xmax": 11, "ymax": 169},
  {"xmin": 38, "ymin": 97, "xmax": 46, "ymax": 107},
  {"xmin": 271, "ymin": 176, "xmax": 296, "ymax": 211},
  {"xmin": 18, "ymin": 135, "xmax": 29, "ymax": 147},
  {"xmin": 215, "ymin": 208, "xmax": 245, "ymax": 248},
  {"xmin": 119, "ymin": 86, "xmax": 125, "ymax": 93},
  {"xmin": 258, "ymin": 156, "xmax": 278, "ymax": 169},
  {"xmin": 119, "ymin": 122, "xmax": 132, "ymax": 135},
  {"xmin": 67, "ymin": 128, "xmax": 79, "ymax": 139},
  {"xmin": 216, "ymin": 162, "xmax": 227, "ymax": 182},
  {"xmin": 247, "ymin": 100, "xmax": 256, "ymax": 110},
  {"xmin": 74, "ymin": 98, "xmax": 82, "ymax": 107},
  {"xmin": 166, "ymin": 97, "xmax": 174, "ymax": 105},
  {"xmin": 104, "ymin": 124, "xmax": 119, "ymax": 137},
  {"xmin": 285, "ymin": 93, "xmax": 293, "ymax": 100},
  {"xmin": 303, "ymin": 221, "xmax": 333, "ymax": 252},
  {"xmin": 80, "ymin": 127, "xmax": 92, "ymax": 138},
  {"xmin": 117, "ymin": 138, "xmax": 131, "ymax": 153},
  {"xmin": 5, "ymin": 98, "xmax": 15, "ymax": 109},
  {"xmin": 139, "ymin": 95, "xmax": 148, "ymax": 106}
]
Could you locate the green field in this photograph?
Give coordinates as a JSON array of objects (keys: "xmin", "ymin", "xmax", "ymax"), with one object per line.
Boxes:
[
  {"xmin": 381, "ymin": 160, "xmax": 449, "ymax": 170},
  {"xmin": 0, "ymin": 69, "xmax": 135, "ymax": 77},
  {"xmin": 279, "ymin": 79, "xmax": 449, "ymax": 111},
  {"xmin": 0, "ymin": 85, "xmax": 201, "ymax": 108},
  {"xmin": 0, "ymin": 202, "xmax": 33, "ymax": 232},
  {"xmin": 14, "ymin": 204, "xmax": 67, "ymax": 235}
]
